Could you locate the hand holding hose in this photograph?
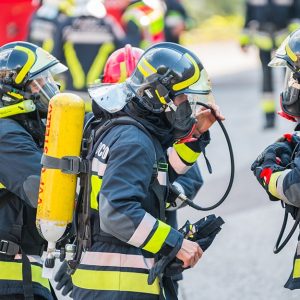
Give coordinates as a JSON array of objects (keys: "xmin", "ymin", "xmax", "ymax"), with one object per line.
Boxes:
[{"xmin": 194, "ymin": 103, "xmax": 225, "ymax": 137}]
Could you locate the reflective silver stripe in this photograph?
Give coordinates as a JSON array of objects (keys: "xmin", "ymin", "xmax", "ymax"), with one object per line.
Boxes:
[
  {"xmin": 81, "ymin": 251, "xmax": 155, "ymax": 269},
  {"xmin": 92, "ymin": 158, "xmax": 107, "ymax": 176},
  {"xmin": 157, "ymin": 171, "xmax": 167, "ymax": 186},
  {"xmin": 297, "ymin": 241, "xmax": 300, "ymax": 255},
  {"xmin": 14, "ymin": 254, "xmax": 42, "ymax": 264},
  {"xmin": 166, "ymin": 182, "xmax": 185, "ymax": 211},
  {"xmin": 273, "ymin": 0, "xmax": 293, "ymax": 4},
  {"xmin": 276, "ymin": 169, "xmax": 292, "ymax": 204},
  {"xmin": 127, "ymin": 212, "xmax": 156, "ymax": 247},
  {"xmin": 63, "ymin": 31, "xmax": 113, "ymax": 44},
  {"xmin": 247, "ymin": 0, "xmax": 268, "ymax": 5},
  {"xmin": 167, "ymin": 147, "xmax": 191, "ymax": 174}
]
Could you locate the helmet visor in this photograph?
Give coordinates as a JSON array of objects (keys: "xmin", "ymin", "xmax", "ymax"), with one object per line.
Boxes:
[{"xmin": 27, "ymin": 70, "xmax": 59, "ymax": 113}]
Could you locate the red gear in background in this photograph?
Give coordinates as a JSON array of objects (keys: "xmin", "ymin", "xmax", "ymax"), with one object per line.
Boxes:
[
  {"xmin": 102, "ymin": 44, "xmax": 144, "ymax": 83},
  {"xmin": 0, "ymin": 0, "xmax": 40, "ymax": 46}
]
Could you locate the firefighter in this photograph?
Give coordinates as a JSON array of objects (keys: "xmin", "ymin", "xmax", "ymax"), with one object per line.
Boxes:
[
  {"xmin": 240, "ymin": 0, "xmax": 300, "ymax": 129},
  {"xmin": 51, "ymin": 0, "xmax": 125, "ymax": 103},
  {"xmin": 0, "ymin": 41, "xmax": 67, "ymax": 299},
  {"xmin": 72, "ymin": 42, "xmax": 224, "ymax": 300},
  {"xmin": 120, "ymin": 0, "xmax": 166, "ymax": 49},
  {"xmin": 27, "ymin": 0, "xmax": 73, "ymax": 53},
  {"xmin": 163, "ymin": 0, "xmax": 192, "ymax": 44},
  {"xmin": 251, "ymin": 29, "xmax": 300, "ymax": 290}
]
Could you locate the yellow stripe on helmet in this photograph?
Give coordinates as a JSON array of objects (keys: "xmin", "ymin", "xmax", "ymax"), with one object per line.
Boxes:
[
  {"xmin": 137, "ymin": 58, "xmax": 157, "ymax": 78},
  {"xmin": 286, "ymin": 43, "xmax": 298, "ymax": 62},
  {"xmin": 14, "ymin": 46, "xmax": 36, "ymax": 84},
  {"xmin": 172, "ymin": 53, "xmax": 200, "ymax": 91},
  {"xmin": 118, "ymin": 61, "xmax": 128, "ymax": 83}
]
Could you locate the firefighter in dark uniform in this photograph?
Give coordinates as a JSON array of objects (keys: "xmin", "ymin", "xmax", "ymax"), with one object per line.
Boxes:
[
  {"xmin": 0, "ymin": 41, "xmax": 67, "ymax": 299},
  {"xmin": 72, "ymin": 42, "xmax": 224, "ymax": 300},
  {"xmin": 52, "ymin": 0, "xmax": 125, "ymax": 98},
  {"xmin": 27, "ymin": 0, "xmax": 73, "ymax": 53},
  {"xmin": 163, "ymin": 0, "xmax": 192, "ymax": 44},
  {"xmin": 240, "ymin": 0, "xmax": 300, "ymax": 129},
  {"xmin": 251, "ymin": 29, "xmax": 300, "ymax": 290}
]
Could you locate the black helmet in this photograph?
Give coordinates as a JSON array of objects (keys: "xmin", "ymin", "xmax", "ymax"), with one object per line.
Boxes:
[
  {"xmin": 269, "ymin": 29, "xmax": 300, "ymax": 120},
  {"xmin": 126, "ymin": 42, "xmax": 213, "ymax": 140},
  {"xmin": 0, "ymin": 41, "xmax": 67, "ymax": 115}
]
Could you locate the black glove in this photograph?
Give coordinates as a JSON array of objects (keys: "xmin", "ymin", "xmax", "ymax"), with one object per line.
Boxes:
[
  {"xmin": 164, "ymin": 215, "xmax": 224, "ymax": 277},
  {"xmin": 277, "ymin": 133, "xmax": 300, "ymax": 159},
  {"xmin": 251, "ymin": 147, "xmax": 286, "ymax": 201},
  {"xmin": 54, "ymin": 261, "xmax": 73, "ymax": 297}
]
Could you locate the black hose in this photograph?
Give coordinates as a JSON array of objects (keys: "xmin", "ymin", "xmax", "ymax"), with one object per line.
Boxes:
[{"xmin": 179, "ymin": 101, "xmax": 235, "ymax": 211}]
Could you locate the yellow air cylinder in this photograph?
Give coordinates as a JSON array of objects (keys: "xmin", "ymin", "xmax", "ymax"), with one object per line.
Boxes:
[{"xmin": 36, "ymin": 93, "xmax": 85, "ymax": 260}]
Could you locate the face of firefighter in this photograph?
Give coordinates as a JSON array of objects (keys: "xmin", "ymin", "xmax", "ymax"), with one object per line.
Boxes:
[{"xmin": 26, "ymin": 71, "xmax": 60, "ymax": 115}]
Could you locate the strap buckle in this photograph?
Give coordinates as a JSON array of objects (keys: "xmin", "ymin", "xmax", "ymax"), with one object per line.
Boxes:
[
  {"xmin": 61, "ymin": 156, "xmax": 82, "ymax": 174},
  {"xmin": 0, "ymin": 240, "xmax": 9, "ymax": 254}
]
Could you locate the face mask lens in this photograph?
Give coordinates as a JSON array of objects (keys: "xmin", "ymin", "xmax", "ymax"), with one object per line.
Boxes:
[{"xmin": 27, "ymin": 72, "xmax": 59, "ymax": 113}]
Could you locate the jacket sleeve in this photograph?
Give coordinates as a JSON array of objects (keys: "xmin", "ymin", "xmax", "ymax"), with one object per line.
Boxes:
[
  {"xmin": 168, "ymin": 131, "xmax": 210, "ymax": 176},
  {"xmin": 0, "ymin": 120, "xmax": 42, "ymax": 207},
  {"xmin": 98, "ymin": 137, "xmax": 183, "ymax": 256},
  {"xmin": 269, "ymin": 155, "xmax": 300, "ymax": 207},
  {"xmin": 166, "ymin": 163, "xmax": 203, "ymax": 211}
]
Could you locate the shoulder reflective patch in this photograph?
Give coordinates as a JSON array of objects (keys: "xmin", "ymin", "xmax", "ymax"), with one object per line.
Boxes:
[{"xmin": 95, "ymin": 142, "xmax": 109, "ymax": 160}]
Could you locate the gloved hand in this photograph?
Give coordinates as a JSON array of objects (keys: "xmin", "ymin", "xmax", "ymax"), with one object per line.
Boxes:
[
  {"xmin": 251, "ymin": 147, "xmax": 286, "ymax": 201},
  {"xmin": 251, "ymin": 141, "xmax": 293, "ymax": 170},
  {"xmin": 277, "ymin": 133, "xmax": 300, "ymax": 157},
  {"xmin": 54, "ymin": 261, "xmax": 73, "ymax": 297}
]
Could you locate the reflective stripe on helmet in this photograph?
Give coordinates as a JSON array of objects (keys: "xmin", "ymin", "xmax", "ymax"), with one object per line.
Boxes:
[
  {"xmin": 137, "ymin": 58, "xmax": 157, "ymax": 77},
  {"xmin": 172, "ymin": 53, "xmax": 200, "ymax": 91},
  {"xmin": 14, "ymin": 46, "xmax": 36, "ymax": 84},
  {"xmin": 286, "ymin": 43, "xmax": 298, "ymax": 62},
  {"xmin": 0, "ymin": 182, "xmax": 5, "ymax": 189}
]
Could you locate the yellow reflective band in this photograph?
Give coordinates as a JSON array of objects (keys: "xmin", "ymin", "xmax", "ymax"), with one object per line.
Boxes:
[
  {"xmin": 155, "ymin": 89, "xmax": 166, "ymax": 104},
  {"xmin": 174, "ymin": 143, "xmax": 201, "ymax": 164},
  {"xmin": 118, "ymin": 61, "xmax": 128, "ymax": 83},
  {"xmin": 143, "ymin": 58, "xmax": 157, "ymax": 74},
  {"xmin": 42, "ymin": 39, "xmax": 54, "ymax": 53},
  {"xmin": 64, "ymin": 41, "xmax": 85, "ymax": 89},
  {"xmin": 137, "ymin": 58, "xmax": 157, "ymax": 78},
  {"xmin": 72, "ymin": 269, "xmax": 160, "ymax": 295},
  {"xmin": 286, "ymin": 43, "xmax": 298, "ymax": 62},
  {"xmin": 14, "ymin": 46, "xmax": 35, "ymax": 84},
  {"xmin": 268, "ymin": 171, "xmax": 282, "ymax": 200},
  {"xmin": 7, "ymin": 92, "xmax": 23, "ymax": 100},
  {"xmin": 86, "ymin": 43, "xmax": 115, "ymax": 86},
  {"xmin": 85, "ymin": 101, "xmax": 92, "ymax": 113},
  {"xmin": 239, "ymin": 33, "xmax": 250, "ymax": 46},
  {"xmin": 90, "ymin": 175, "xmax": 102, "ymax": 210},
  {"xmin": 173, "ymin": 53, "xmax": 200, "ymax": 91},
  {"xmin": 143, "ymin": 220, "xmax": 171, "ymax": 254},
  {"xmin": 293, "ymin": 258, "xmax": 300, "ymax": 279},
  {"xmin": 0, "ymin": 261, "xmax": 50, "ymax": 290},
  {"xmin": 0, "ymin": 182, "xmax": 5, "ymax": 189},
  {"xmin": 253, "ymin": 35, "xmax": 273, "ymax": 51},
  {"xmin": 261, "ymin": 99, "xmax": 276, "ymax": 113},
  {"xmin": 137, "ymin": 63, "xmax": 149, "ymax": 77}
]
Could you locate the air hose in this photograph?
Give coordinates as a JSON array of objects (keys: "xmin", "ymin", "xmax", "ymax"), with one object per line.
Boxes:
[{"xmin": 176, "ymin": 101, "xmax": 235, "ymax": 211}]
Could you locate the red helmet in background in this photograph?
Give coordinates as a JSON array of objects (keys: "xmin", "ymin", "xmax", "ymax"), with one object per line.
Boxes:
[{"xmin": 102, "ymin": 44, "xmax": 144, "ymax": 83}]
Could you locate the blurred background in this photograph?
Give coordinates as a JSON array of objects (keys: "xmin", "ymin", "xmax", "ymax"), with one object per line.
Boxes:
[{"xmin": 2, "ymin": 0, "xmax": 300, "ymax": 299}]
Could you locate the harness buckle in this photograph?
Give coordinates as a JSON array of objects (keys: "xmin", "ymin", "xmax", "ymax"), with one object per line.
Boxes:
[
  {"xmin": 0, "ymin": 240, "xmax": 9, "ymax": 254},
  {"xmin": 61, "ymin": 156, "xmax": 82, "ymax": 174}
]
